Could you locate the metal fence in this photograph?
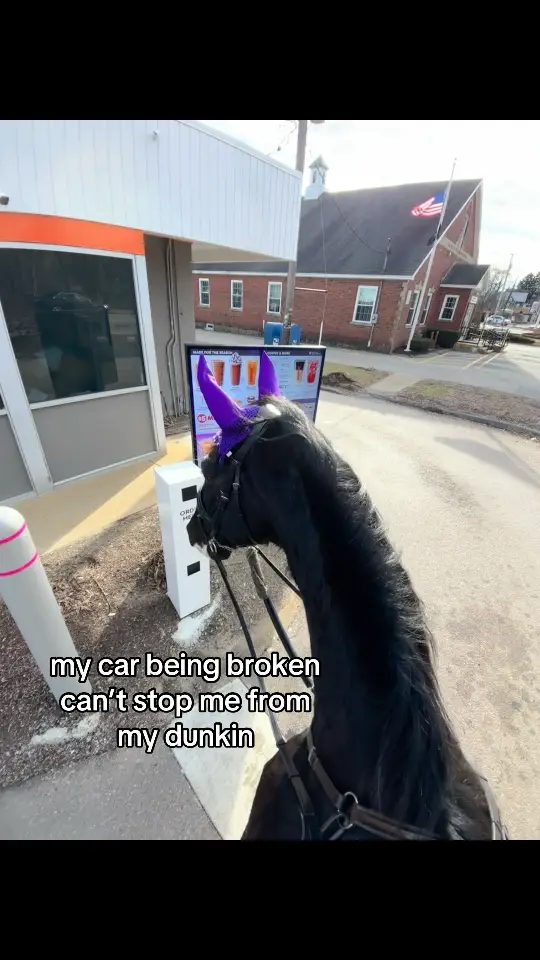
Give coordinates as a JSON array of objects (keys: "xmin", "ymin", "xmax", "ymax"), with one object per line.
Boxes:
[{"xmin": 460, "ymin": 323, "xmax": 509, "ymax": 350}]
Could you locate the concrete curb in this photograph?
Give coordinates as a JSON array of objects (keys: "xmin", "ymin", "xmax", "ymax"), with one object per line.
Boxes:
[{"xmin": 321, "ymin": 386, "xmax": 540, "ymax": 440}]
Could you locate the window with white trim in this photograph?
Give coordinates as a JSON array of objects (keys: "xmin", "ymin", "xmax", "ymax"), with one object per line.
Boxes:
[
  {"xmin": 199, "ymin": 278, "xmax": 210, "ymax": 307},
  {"xmin": 352, "ymin": 285, "xmax": 378, "ymax": 324},
  {"xmin": 439, "ymin": 294, "xmax": 459, "ymax": 322},
  {"xmin": 406, "ymin": 291, "xmax": 420, "ymax": 327},
  {"xmin": 420, "ymin": 290, "xmax": 433, "ymax": 326},
  {"xmin": 267, "ymin": 281, "xmax": 282, "ymax": 315},
  {"xmin": 231, "ymin": 280, "xmax": 243, "ymax": 311}
]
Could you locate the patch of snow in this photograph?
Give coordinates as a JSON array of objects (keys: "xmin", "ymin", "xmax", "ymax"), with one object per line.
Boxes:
[
  {"xmin": 172, "ymin": 596, "xmax": 221, "ymax": 649},
  {"xmin": 29, "ymin": 714, "xmax": 101, "ymax": 748}
]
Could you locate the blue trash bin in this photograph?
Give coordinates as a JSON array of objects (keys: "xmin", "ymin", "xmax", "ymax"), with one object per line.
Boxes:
[
  {"xmin": 264, "ymin": 321, "xmax": 283, "ymax": 346},
  {"xmin": 288, "ymin": 323, "xmax": 301, "ymax": 345}
]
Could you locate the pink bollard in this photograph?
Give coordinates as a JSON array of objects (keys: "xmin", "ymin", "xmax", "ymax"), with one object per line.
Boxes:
[{"xmin": 0, "ymin": 506, "xmax": 92, "ymax": 703}]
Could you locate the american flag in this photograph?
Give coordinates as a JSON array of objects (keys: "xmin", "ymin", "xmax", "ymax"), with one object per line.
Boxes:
[{"xmin": 411, "ymin": 191, "xmax": 445, "ymax": 218}]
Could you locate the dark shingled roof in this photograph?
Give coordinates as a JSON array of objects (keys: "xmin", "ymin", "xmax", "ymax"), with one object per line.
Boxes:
[
  {"xmin": 441, "ymin": 263, "xmax": 490, "ymax": 287},
  {"xmin": 193, "ymin": 179, "xmax": 482, "ymax": 279}
]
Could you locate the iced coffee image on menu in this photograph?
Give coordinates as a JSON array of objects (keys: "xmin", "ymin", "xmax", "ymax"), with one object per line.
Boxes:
[
  {"xmin": 230, "ymin": 352, "xmax": 242, "ymax": 387},
  {"xmin": 212, "ymin": 358, "xmax": 225, "ymax": 386},
  {"xmin": 307, "ymin": 358, "xmax": 319, "ymax": 384},
  {"xmin": 294, "ymin": 359, "xmax": 306, "ymax": 383},
  {"xmin": 246, "ymin": 356, "xmax": 258, "ymax": 387}
]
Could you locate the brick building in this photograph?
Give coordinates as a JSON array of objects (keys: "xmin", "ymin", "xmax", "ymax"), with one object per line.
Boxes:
[{"xmin": 193, "ymin": 160, "xmax": 490, "ymax": 352}]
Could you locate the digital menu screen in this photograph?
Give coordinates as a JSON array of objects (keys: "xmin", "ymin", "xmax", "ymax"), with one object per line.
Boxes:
[{"xmin": 185, "ymin": 344, "xmax": 327, "ymax": 464}]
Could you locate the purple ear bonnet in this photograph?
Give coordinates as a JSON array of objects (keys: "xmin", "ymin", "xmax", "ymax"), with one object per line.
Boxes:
[{"xmin": 197, "ymin": 352, "xmax": 281, "ymax": 459}]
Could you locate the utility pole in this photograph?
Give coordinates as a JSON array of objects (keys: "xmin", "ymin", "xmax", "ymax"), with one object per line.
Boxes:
[
  {"xmin": 283, "ymin": 120, "xmax": 325, "ymax": 332},
  {"xmin": 405, "ymin": 158, "xmax": 457, "ymax": 353}
]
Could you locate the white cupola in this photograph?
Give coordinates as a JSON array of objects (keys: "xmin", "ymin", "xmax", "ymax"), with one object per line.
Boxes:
[{"xmin": 305, "ymin": 155, "xmax": 328, "ymax": 200}]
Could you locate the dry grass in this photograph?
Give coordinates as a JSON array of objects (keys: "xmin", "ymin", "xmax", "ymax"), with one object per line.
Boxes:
[
  {"xmin": 164, "ymin": 414, "xmax": 190, "ymax": 437},
  {"xmin": 144, "ymin": 549, "xmax": 167, "ymax": 591},
  {"xmin": 401, "ymin": 381, "xmax": 453, "ymax": 398},
  {"xmin": 397, "ymin": 380, "xmax": 540, "ymax": 431},
  {"xmin": 322, "ymin": 363, "xmax": 389, "ymax": 392}
]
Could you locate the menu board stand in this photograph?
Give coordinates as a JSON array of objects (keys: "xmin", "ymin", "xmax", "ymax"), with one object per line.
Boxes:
[{"xmin": 186, "ymin": 343, "xmax": 326, "ymax": 465}]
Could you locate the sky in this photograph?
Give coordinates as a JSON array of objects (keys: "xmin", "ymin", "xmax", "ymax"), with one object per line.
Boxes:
[{"xmin": 202, "ymin": 120, "xmax": 539, "ymax": 282}]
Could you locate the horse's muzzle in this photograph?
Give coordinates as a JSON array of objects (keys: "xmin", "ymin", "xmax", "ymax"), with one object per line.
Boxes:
[{"xmin": 187, "ymin": 512, "xmax": 232, "ymax": 561}]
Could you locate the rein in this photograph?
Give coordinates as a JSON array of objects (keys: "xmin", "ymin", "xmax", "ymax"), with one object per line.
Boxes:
[{"xmin": 195, "ymin": 426, "xmax": 509, "ymax": 842}]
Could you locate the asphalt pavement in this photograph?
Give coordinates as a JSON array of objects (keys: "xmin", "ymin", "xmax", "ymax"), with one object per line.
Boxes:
[
  {"xmin": 196, "ymin": 328, "xmax": 540, "ymax": 401},
  {"xmin": 1, "ymin": 393, "xmax": 539, "ymax": 839}
]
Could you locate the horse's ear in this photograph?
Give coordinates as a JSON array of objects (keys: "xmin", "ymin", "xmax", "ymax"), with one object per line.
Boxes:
[
  {"xmin": 197, "ymin": 355, "xmax": 243, "ymax": 429},
  {"xmin": 258, "ymin": 352, "xmax": 280, "ymax": 399}
]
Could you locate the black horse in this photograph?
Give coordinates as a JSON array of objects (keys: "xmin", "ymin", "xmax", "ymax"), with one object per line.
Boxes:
[{"xmin": 187, "ymin": 353, "xmax": 507, "ymax": 841}]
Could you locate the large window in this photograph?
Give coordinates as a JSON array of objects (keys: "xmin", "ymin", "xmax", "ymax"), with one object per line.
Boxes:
[
  {"xmin": 406, "ymin": 290, "xmax": 420, "ymax": 327},
  {"xmin": 199, "ymin": 278, "xmax": 210, "ymax": 307},
  {"xmin": 231, "ymin": 279, "xmax": 243, "ymax": 311},
  {"xmin": 352, "ymin": 285, "xmax": 378, "ymax": 324},
  {"xmin": 439, "ymin": 294, "xmax": 459, "ymax": 322},
  {"xmin": 0, "ymin": 249, "xmax": 146, "ymax": 404},
  {"xmin": 267, "ymin": 282, "xmax": 282, "ymax": 315},
  {"xmin": 420, "ymin": 291, "xmax": 433, "ymax": 326}
]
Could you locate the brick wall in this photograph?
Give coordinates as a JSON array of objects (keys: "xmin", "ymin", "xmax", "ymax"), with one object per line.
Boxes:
[
  {"xmin": 194, "ymin": 272, "xmax": 408, "ymax": 352},
  {"xmin": 193, "ymin": 190, "xmax": 480, "ymax": 352},
  {"xmin": 428, "ymin": 285, "xmax": 470, "ymax": 331}
]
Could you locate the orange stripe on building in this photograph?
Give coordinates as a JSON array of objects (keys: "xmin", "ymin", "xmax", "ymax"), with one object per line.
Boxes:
[{"xmin": 0, "ymin": 212, "xmax": 144, "ymax": 255}]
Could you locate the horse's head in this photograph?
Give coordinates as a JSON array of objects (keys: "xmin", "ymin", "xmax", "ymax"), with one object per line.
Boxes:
[{"xmin": 187, "ymin": 352, "xmax": 305, "ymax": 559}]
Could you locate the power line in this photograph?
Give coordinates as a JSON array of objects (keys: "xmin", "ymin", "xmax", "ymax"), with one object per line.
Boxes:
[
  {"xmin": 307, "ymin": 147, "xmax": 388, "ymax": 260},
  {"xmin": 267, "ymin": 121, "xmax": 298, "ymax": 157}
]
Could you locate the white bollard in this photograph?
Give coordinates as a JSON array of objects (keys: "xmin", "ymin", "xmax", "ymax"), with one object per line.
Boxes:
[
  {"xmin": 154, "ymin": 461, "xmax": 211, "ymax": 619},
  {"xmin": 0, "ymin": 507, "xmax": 92, "ymax": 702}
]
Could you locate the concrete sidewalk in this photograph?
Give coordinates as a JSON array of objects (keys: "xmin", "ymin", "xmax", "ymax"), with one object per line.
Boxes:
[
  {"xmin": 0, "ymin": 678, "xmax": 292, "ymax": 841},
  {"xmin": 365, "ymin": 373, "xmax": 422, "ymax": 396},
  {"xmin": 10, "ymin": 433, "xmax": 192, "ymax": 557},
  {"xmin": 0, "ymin": 738, "xmax": 220, "ymax": 841}
]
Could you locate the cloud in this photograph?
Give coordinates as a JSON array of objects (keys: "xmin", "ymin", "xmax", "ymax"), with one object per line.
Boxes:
[{"xmin": 201, "ymin": 120, "xmax": 539, "ymax": 279}]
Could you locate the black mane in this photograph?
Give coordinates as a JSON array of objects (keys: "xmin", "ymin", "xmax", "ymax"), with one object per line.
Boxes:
[{"xmin": 197, "ymin": 396, "xmax": 494, "ymax": 840}]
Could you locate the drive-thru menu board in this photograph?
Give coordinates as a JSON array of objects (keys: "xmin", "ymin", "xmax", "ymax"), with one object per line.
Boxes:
[{"xmin": 185, "ymin": 344, "xmax": 326, "ymax": 464}]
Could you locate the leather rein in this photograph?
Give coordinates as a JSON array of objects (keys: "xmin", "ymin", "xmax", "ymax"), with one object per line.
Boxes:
[{"xmin": 195, "ymin": 420, "xmax": 508, "ymax": 842}]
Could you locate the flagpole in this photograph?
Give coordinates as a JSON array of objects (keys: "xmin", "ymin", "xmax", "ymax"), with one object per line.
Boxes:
[{"xmin": 404, "ymin": 158, "xmax": 458, "ymax": 353}]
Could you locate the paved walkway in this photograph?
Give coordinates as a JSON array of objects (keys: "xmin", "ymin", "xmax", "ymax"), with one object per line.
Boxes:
[
  {"xmin": 2, "ymin": 393, "xmax": 539, "ymax": 839},
  {"xmin": 365, "ymin": 372, "xmax": 421, "ymax": 395},
  {"xmin": 9, "ymin": 434, "xmax": 192, "ymax": 556}
]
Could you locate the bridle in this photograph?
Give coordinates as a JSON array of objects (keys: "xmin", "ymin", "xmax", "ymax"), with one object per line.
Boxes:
[{"xmin": 193, "ymin": 420, "xmax": 509, "ymax": 842}]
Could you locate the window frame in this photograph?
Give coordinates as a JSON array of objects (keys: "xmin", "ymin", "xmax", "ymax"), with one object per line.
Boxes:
[
  {"xmin": 199, "ymin": 278, "xmax": 210, "ymax": 307},
  {"xmin": 230, "ymin": 279, "xmax": 243, "ymax": 311},
  {"xmin": 351, "ymin": 285, "xmax": 378, "ymax": 325},
  {"xmin": 405, "ymin": 290, "xmax": 420, "ymax": 327},
  {"xmin": 439, "ymin": 294, "xmax": 460, "ymax": 322},
  {"xmin": 0, "ymin": 240, "xmax": 165, "ymax": 492},
  {"xmin": 419, "ymin": 290, "xmax": 433, "ymax": 327},
  {"xmin": 267, "ymin": 281, "xmax": 283, "ymax": 315}
]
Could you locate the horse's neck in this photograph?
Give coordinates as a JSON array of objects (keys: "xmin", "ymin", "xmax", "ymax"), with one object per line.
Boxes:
[{"xmin": 273, "ymin": 454, "xmax": 452, "ymax": 828}]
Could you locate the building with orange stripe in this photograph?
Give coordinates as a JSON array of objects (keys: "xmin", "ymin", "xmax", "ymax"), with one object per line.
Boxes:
[{"xmin": 0, "ymin": 120, "xmax": 301, "ymax": 503}]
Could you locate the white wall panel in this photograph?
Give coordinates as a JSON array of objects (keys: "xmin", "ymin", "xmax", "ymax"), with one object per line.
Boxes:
[{"xmin": 0, "ymin": 120, "xmax": 302, "ymax": 261}]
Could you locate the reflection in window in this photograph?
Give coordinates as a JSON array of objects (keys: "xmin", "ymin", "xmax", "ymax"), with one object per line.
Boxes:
[{"xmin": 0, "ymin": 250, "xmax": 146, "ymax": 404}]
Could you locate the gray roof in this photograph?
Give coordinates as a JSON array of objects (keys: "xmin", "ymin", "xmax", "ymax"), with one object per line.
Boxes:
[
  {"xmin": 193, "ymin": 178, "xmax": 482, "ymax": 278},
  {"xmin": 441, "ymin": 263, "xmax": 490, "ymax": 287}
]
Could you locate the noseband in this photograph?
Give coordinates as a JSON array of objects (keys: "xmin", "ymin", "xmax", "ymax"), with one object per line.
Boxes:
[{"xmin": 194, "ymin": 421, "xmax": 509, "ymax": 842}]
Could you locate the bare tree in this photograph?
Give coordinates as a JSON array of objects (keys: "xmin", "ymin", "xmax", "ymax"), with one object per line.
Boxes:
[{"xmin": 474, "ymin": 267, "xmax": 508, "ymax": 320}]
